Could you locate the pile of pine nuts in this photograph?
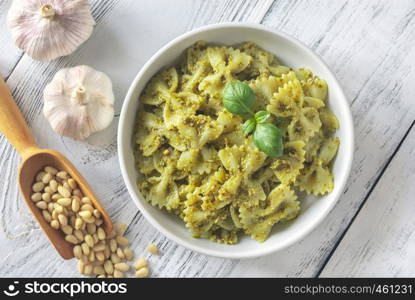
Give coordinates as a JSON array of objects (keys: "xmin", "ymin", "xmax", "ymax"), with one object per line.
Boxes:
[{"xmin": 31, "ymin": 166, "xmax": 155, "ymax": 278}]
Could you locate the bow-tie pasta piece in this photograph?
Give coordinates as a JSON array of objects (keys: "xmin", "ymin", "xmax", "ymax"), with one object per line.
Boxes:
[
  {"xmin": 239, "ymin": 184, "xmax": 299, "ymax": 242},
  {"xmin": 141, "ymin": 67, "xmax": 179, "ymax": 105},
  {"xmin": 297, "ymin": 137, "xmax": 340, "ymax": 195},
  {"xmin": 271, "ymin": 140, "xmax": 306, "ymax": 184},
  {"xmin": 287, "ymin": 107, "xmax": 322, "ymax": 142},
  {"xmin": 135, "ymin": 111, "xmax": 164, "ymax": 156},
  {"xmin": 296, "ymin": 68, "xmax": 328, "ymax": 101},
  {"xmin": 238, "ymin": 42, "xmax": 290, "ymax": 78}
]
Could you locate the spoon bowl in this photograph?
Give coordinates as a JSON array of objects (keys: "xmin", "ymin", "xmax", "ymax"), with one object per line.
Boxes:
[{"xmin": 0, "ymin": 77, "xmax": 112, "ymax": 259}]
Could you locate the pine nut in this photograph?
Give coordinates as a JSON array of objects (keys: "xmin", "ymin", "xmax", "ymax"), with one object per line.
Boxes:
[
  {"xmin": 47, "ymin": 202, "xmax": 54, "ymax": 213},
  {"xmin": 73, "ymin": 245, "xmax": 82, "ymax": 259},
  {"xmin": 45, "ymin": 166, "xmax": 58, "ymax": 175},
  {"xmin": 88, "ymin": 251, "xmax": 95, "ymax": 262},
  {"xmin": 81, "ymin": 204, "xmax": 94, "ymax": 212},
  {"xmin": 65, "ymin": 234, "xmax": 78, "ymax": 244},
  {"xmin": 135, "ymin": 267, "xmax": 149, "ymax": 278},
  {"xmin": 86, "ymin": 223, "xmax": 96, "ymax": 235},
  {"xmin": 63, "ymin": 182, "xmax": 72, "ymax": 192},
  {"xmin": 58, "ymin": 214, "xmax": 68, "ymax": 226},
  {"xmin": 93, "ymin": 209, "xmax": 101, "ymax": 219},
  {"xmin": 78, "ymin": 260, "xmax": 85, "ymax": 274},
  {"xmin": 124, "ymin": 248, "xmax": 134, "ymax": 261},
  {"xmin": 111, "ymin": 253, "xmax": 121, "ymax": 264},
  {"xmin": 31, "ymin": 192, "xmax": 42, "ymax": 202},
  {"xmin": 82, "ymin": 197, "xmax": 92, "ymax": 205},
  {"xmin": 36, "ymin": 171, "xmax": 46, "ymax": 182},
  {"xmin": 97, "ymin": 275, "xmax": 106, "ymax": 278},
  {"xmin": 79, "ymin": 211, "xmax": 92, "ymax": 220},
  {"xmin": 84, "ymin": 216, "xmax": 96, "ymax": 224},
  {"xmin": 116, "ymin": 247, "xmax": 125, "ymax": 259},
  {"xmin": 74, "ymin": 229, "xmax": 84, "ymax": 242},
  {"xmin": 41, "ymin": 192, "xmax": 51, "ymax": 202},
  {"xmin": 116, "ymin": 236, "xmax": 129, "ymax": 247},
  {"xmin": 54, "ymin": 203, "xmax": 64, "ymax": 213},
  {"xmin": 32, "ymin": 182, "xmax": 44, "ymax": 193},
  {"xmin": 49, "ymin": 180, "xmax": 58, "ymax": 192},
  {"xmin": 147, "ymin": 243, "xmax": 159, "ymax": 255},
  {"xmin": 93, "ymin": 233, "xmax": 99, "ymax": 244},
  {"xmin": 117, "ymin": 223, "xmax": 128, "ymax": 236},
  {"xmin": 44, "ymin": 186, "xmax": 52, "ymax": 194},
  {"xmin": 62, "ymin": 225, "xmax": 73, "ymax": 235},
  {"xmin": 95, "ymin": 218, "xmax": 103, "ymax": 226},
  {"xmin": 57, "ymin": 198, "xmax": 71, "ymax": 206},
  {"xmin": 114, "ymin": 262, "xmax": 129, "ymax": 272},
  {"xmin": 72, "ymin": 198, "xmax": 80, "ymax": 212},
  {"xmin": 109, "ymin": 239, "xmax": 117, "ymax": 252},
  {"xmin": 134, "ymin": 258, "xmax": 148, "ymax": 270},
  {"xmin": 104, "ymin": 260, "xmax": 114, "ymax": 274},
  {"xmin": 81, "ymin": 243, "xmax": 90, "ymax": 255},
  {"xmin": 93, "ymin": 243, "xmax": 106, "ymax": 252},
  {"xmin": 80, "ymin": 255, "xmax": 89, "ymax": 264},
  {"xmin": 84, "ymin": 264, "xmax": 93, "ymax": 275},
  {"xmin": 42, "ymin": 173, "xmax": 52, "ymax": 184},
  {"xmin": 97, "ymin": 227, "xmax": 106, "ymax": 240},
  {"xmin": 50, "ymin": 220, "xmax": 60, "ymax": 230},
  {"xmin": 104, "ymin": 245, "xmax": 111, "ymax": 259},
  {"xmin": 52, "ymin": 193, "xmax": 62, "ymax": 201},
  {"xmin": 57, "ymin": 171, "xmax": 68, "ymax": 180},
  {"xmin": 113, "ymin": 270, "xmax": 124, "ymax": 278},
  {"xmin": 85, "ymin": 234, "xmax": 94, "ymax": 248},
  {"xmin": 52, "ymin": 210, "xmax": 59, "ymax": 220},
  {"xmin": 68, "ymin": 178, "xmax": 77, "ymax": 189},
  {"xmin": 36, "ymin": 201, "xmax": 47, "ymax": 210},
  {"xmin": 96, "ymin": 251, "xmax": 105, "ymax": 262},
  {"xmin": 58, "ymin": 186, "xmax": 71, "ymax": 198},
  {"xmin": 75, "ymin": 218, "xmax": 83, "ymax": 230}
]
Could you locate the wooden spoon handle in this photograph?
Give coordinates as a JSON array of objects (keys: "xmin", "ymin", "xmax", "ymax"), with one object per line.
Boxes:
[{"xmin": 0, "ymin": 77, "xmax": 38, "ymax": 158}]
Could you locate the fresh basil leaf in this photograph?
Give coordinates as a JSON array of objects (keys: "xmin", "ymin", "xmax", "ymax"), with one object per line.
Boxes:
[
  {"xmin": 222, "ymin": 81, "xmax": 255, "ymax": 115},
  {"xmin": 253, "ymin": 123, "xmax": 283, "ymax": 158},
  {"xmin": 255, "ymin": 110, "xmax": 271, "ymax": 124},
  {"xmin": 242, "ymin": 118, "xmax": 256, "ymax": 135}
]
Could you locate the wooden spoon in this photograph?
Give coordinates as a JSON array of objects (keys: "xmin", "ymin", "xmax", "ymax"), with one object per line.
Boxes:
[{"xmin": 0, "ymin": 77, "xmax": 113, "ymax": 259}]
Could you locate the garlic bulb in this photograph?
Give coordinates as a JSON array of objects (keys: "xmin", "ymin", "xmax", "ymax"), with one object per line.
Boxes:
[
  {"xmin": 7, "ymin": 0, "xmax": 95, "ymax": 61},
  {"xmin": 43, "ymin": 65, "xmax": 115, "ymax": 140}
]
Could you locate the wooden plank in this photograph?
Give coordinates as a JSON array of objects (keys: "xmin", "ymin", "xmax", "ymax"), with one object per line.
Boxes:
[
  {"xmin": 0, "ymin": 0, "xmax": 273, "ymax": 277},
  {"xmin": 223, "ymin": 0, "xmax": 415, "ymax": 277},
  {"xmin": 0, "ymin": 0, "xmax": 23, "ymax": 78},
  {"xmin": 320, "ymin": 123, "xmax": 415, "ymax": 277}
]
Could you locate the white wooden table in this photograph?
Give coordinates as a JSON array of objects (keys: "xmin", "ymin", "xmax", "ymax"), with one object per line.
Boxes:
[{"xmin": 0, "ymin": 0, "xmax": 414, "ymax": 277}]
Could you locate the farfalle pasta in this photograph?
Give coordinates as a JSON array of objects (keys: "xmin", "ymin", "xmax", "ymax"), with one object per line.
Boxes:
[{"xmin": 134, "ymin": 41, "xmax": 340, "ymax": 243}]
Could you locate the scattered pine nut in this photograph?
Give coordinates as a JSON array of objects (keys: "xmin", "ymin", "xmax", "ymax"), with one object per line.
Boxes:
[
  {"xmin": 134, "ymin": 258, "xmax": 148, "ymax": 270},
  {"xmin": 147, "ymin": 243, "xmax": 159, "ymax": 255},
  {"xmin": 135, "ymin": 267, "xmax": 149, "ymax": 278}
]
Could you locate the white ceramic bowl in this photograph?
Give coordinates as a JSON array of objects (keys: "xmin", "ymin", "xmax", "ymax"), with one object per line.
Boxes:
[{"xmin": 118, "ymin": 23, "xmax": 354, "ymax": 259}]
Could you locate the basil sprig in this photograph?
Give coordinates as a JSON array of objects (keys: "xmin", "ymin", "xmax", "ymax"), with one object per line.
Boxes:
[{"xmin": 222, "ymin": 81, "xmax": 283, "ymax": 158}]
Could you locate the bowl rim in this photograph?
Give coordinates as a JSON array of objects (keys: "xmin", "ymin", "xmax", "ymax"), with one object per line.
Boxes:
[{"xmin": 118, "ymin": 22, "xmax": 354, "ymax": 259}]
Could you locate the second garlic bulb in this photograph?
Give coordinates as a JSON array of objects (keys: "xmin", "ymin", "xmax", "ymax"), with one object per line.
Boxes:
[{"xmin": 43, "ymin": 65, "xmax": 115, "ymax": 140}]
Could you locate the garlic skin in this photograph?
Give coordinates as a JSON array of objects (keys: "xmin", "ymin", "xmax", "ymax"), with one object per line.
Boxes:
[
  {"xmin": 7, "ymin": 0, "xmax": 95, "ymax": 61},
  {"xmin": 43, "ymin": 65, "xmax": 115, "ymax": 140}
]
